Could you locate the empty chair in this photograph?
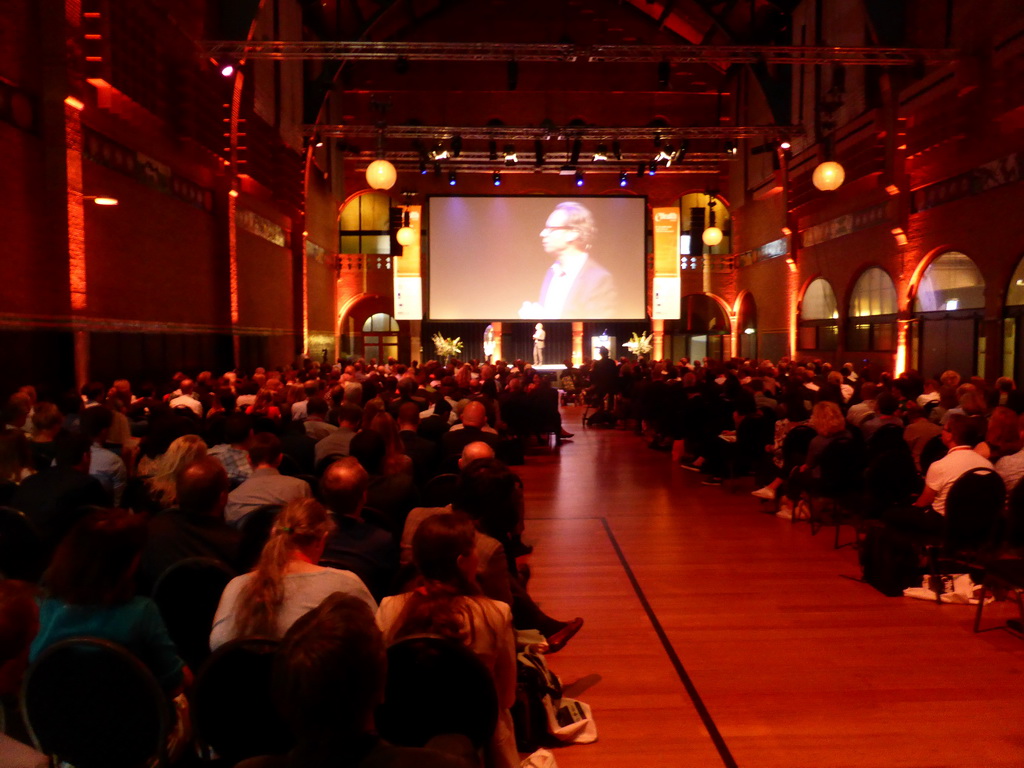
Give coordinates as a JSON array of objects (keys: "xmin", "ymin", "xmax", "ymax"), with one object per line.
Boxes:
[
  {"xmin": 21, "ymin": 637, "xmax": 170, "ymax": 768},
  {"xmin": 192, "ymin": 638, "xmax": 293, "ymax": 764},
  {"xmin": 377, "ymin": 635, "xmax": 498, "ymax": 752},
  {"xmin": 150, "ymin": 557, "xmax": 236, "ymax": 671}
]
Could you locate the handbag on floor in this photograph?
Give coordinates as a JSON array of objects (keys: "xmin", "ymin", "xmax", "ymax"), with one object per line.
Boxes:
[{"xmin": 511, "ymin": 650, "xmax": 597, "ymax": 752}]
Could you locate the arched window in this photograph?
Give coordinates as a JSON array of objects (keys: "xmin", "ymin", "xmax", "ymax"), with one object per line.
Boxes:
[
  {"xmin": 1004, "ymin": 256, "xmax": 1024, "ymax": 378},
  {"xmin": 911, "ymin": 252, "xmax": 985, "ymax": 379},
  {"xmin": 913, "ymin": 252, "xmax": 985, "ymax": 312},
  {"xmin": 799, "ymin": 278, "xmax": 839, "ymax": 351},
  {"xmin": 665, "ymin": 294, "xmax": 730, "ymax": 361},
  {"xmin": 847, "ymin": 268, "xmax": 897, "ymax": 351},
  {"xmin": 340, "ymin": 192, "xmax": 392, "ymax": 255},
  {"xmin": 360, "ymin": 313, "xmax": 400, "ymax": 361}
]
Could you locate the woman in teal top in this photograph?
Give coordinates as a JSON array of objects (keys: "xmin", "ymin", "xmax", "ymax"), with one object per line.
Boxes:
[{"xmin": 30, "ymin": 509, "xmax": 187, "ymax": 695}]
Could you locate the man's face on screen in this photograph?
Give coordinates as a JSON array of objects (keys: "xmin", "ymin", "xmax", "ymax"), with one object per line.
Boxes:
[{"xmin": 540, "ymin": 209, "xmax": 579, "ymax": 258}]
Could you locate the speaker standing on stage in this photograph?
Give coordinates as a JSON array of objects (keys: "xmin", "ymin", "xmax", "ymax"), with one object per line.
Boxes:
[{"xmin": 532, "ymin": 323, "xmax": 546, "ymax": 366}]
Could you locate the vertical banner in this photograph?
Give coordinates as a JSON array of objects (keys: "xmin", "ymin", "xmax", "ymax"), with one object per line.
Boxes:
[
  {"xmin": 394, "ymin": 205, "xmax": 423, "ymax": 320},
  {"xmin": 652, "ymin": 207, "xmax": 681, "ymax": 319}
]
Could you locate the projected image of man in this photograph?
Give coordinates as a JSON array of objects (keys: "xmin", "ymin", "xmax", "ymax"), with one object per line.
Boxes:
[{"xmin": 519, "ymin": 201, "xmax": 617, "ymax": 320}]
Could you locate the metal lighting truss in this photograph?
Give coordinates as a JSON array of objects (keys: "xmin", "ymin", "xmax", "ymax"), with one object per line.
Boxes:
[{"xmin": 205, "ymin": 41, "xmax": 956, "ymax": 66}]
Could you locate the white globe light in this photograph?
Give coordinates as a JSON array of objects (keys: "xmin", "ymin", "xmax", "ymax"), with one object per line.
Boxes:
[
  {"xmin": 702, "ymin": 226, "xmax": 723, "ymax": 247},
  {"xmin": 396, "ymin": 226, "xmax": 416, "ymax": 247},
  {"xmin": 365, "ymin": 159, "xmax": 397, "ymax": 190},
  {"xmin": 812, "ymin": 160, "xmax": 845, "ymax": 191}
]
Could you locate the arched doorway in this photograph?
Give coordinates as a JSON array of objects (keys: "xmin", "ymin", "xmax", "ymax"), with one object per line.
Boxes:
[
  {"xmin": 911, "ymin": 251, "xmax": 985, "ymax": 379},
  {"xmin": 665, "ymin": 294, "xmax": 731, "ymax": 362},
  {"xmin": 736, "ymin": 293, "xmax": 758, "ymax": 360}
]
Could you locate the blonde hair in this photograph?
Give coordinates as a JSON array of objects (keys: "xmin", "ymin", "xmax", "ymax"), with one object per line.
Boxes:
[
  {"xmin": 810, "ymin": 400, "xmax": 846, "ymax": 437},
  {"xmin": 149, "ymin": 434, "xmax": 207, "ymax": 507},
  {"xmin": 233, "ymin": 498, "xmax": 334, "ymax": 639}
]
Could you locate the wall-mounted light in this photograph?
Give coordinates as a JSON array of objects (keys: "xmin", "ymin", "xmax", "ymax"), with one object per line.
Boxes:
[
  {"xmin": 781, "ymin": 226, "xmax": 792, "ymax": 237},
  {"xmin": 219, "ymin": 63, "xmax": 235, "ymax": 77},
  {"xmin": 83, "ymin": 195, "xmax": 118, "ymax": 206},
  {"xmin": 945, "ymin": 299, "xmax": 959, "ymax": 311},
  {"xmin": 891, "ymin": 227, "xmax": 908, "ymax": 246},
  {"xmin": 744, "ymin": 327, "xmax": 756, "ymax": 335}
]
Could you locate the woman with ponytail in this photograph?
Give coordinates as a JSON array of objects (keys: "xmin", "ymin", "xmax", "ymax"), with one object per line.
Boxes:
[
  {"xmin": 210, "ymin": 498, "xmax": 376, "ymax": 650},
  {"xmin": 376, "ymin": 512, "xmax": 517, "ymax": 768}
]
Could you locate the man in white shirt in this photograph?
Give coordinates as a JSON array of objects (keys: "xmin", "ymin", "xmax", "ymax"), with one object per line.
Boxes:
[
  {"xmin": 518, "ymin": 201, "xmax": 616, "ymax": 320},
  {"xmin": 169, "ymin": 379, "xmax": 203, "ymax": 417}
]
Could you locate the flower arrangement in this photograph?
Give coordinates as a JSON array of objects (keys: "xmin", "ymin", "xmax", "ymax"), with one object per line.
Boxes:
[
  {"xmin": 622, "ymin": 331, "xmax": 654, "ymax": 357},
  {"xmin": 432, "ymin": 333, "xmax": 464, "ymax": 360}
]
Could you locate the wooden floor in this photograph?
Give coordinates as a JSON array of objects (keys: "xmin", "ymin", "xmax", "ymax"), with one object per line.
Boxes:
[{"xmin": 518, "ymin": 406, "xmax": 1024, "ymax": 768}]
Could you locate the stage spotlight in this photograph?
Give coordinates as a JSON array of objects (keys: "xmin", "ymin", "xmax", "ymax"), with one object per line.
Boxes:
[
  {"xmin": 653, "ymin": 146, "xmax": 674, "ymax": 165},
  {"xmin": 779, "ymin": 138, "xmax": 791, "ymax": 150},
  {"xmin": 503, "ymin": 145, "xmax": 518, "ymax": 165},
  {"xmin": 593, "ymin": 144, "xmax": 608, "ymax": 162},
  {"xmin": 219, "ymin": 62, "xmax": 235, "ymax": 77},
  {"xmin": 574, "ymin": 169, "xmax": 584, "ymax": 187},
  {"xmin": 450, "ymin": 134, "xmax": 462, "ymax": 158},
  {"xmin": 488, "ymin": 141, "xmax": 498, "ymax": 161},
  {"xmin": 493, "ymin": 171, "xmax": 501, "ymax": 186},
  {"xmin": 724, "ymin": 140, "xmax": 738, "ymax": 155},
  {"xmin": 419, "ymin": 161, "xmax": 427, "ymax": 175},
  {"xmin": 433, "ymin": 162, "xmax": 442, "ymax": 177},
  {"xmin": 648, "ymin": 161, "xmax": 657, "ymax": 176},
  {"xmin": 636, "ymin": 162, "xmax": 645, "ymax": 177},
  {"xmin": 448, "ymin": 170, "xmax": 457, "ymax": 186},
  {"xmin": 619, "ymin": 171, "xmax": 628, "ymax": 187},
  {"xmin": 612, "ymin": 140, "xmax": 622, "ymax": 161},
  {"xmin": 534, "ymin": 139, "xmax": 545, "ymax": 167},
  {"xmin": 570, "ymin": 138, "xmax": 581, "ymax": 165},
  {"xmin": 429, "ymin": 144, "xmax": 449, "ymax": 161}
]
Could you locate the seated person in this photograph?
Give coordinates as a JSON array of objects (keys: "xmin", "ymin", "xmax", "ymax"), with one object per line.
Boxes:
[
  {"xmin": 225, "ymin": 434, "xmax": 311, "ymax": 528},
  {"xmin": 318, "ymin": 458, "xmax": 398, "ymax": 602},
  {"xmin": 377, "ymin": 513, "xmax": 517, "ymax": 768},
  {"xmin": 237, "ymin": 594, "xmax": 476, "ymax": 768},
  {"xmin": 210, "ymin": 498, "xmax": 376, "ymax": 650},
  {"xmin": 31, "ymin": 509, "xmax": 190, "ymax": 698}
]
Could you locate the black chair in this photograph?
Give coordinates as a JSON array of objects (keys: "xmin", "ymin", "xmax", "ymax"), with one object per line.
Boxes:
[
  {"xmin": 237, "ymin": 504, "xmax": 284, "ymax": 571},
  {"xmin": 804, "ymin": 436, "xmax": 867, "ymax": 548},
  {"xmin": 192, "ymin": 638, "xmax": 293, "ymax": 764},
  {"xmin": 0, "ymin": 506, "xmax": 46, "ymax": 581},
  {"xmin": 973, "ymin": 558, "xmax": 1024, "ymax": 634},
  {"xmin": 925, "ymin": 467, "xmax": 1006, "ymax": 602},
  {"xmin": 21, "ymin": 637, "xmax": 170, "ymax": 768},
  {"xmin": 377, "ymin": 635, "xmax": 498, "ymax": 751},
  {"xmin": 919, "ymin": 433, "xmax": 949, "ymax": 475},
  {"xmin": 422, "ymin": 473, "xmax": 460, "ymax": 508},
  {"xmin": 151, "ymin": 557, "xmax": 236, "ymax": 671}
]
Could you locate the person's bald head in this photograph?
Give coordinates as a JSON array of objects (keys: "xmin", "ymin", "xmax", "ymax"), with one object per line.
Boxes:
[
  {"xmin": 459, "ymin": 441, "xmax": 495, "ymax": 469},
  {"xmin": 176, "ymin": 458, "xmax": 229, "ymax": 518},
  {"xmin": 460, "ymin": 400, "xmax": 487, "ymax": 429},
  {"xmin": 319, "ymin": 457, "xmax": 369, "ymax": 517}
]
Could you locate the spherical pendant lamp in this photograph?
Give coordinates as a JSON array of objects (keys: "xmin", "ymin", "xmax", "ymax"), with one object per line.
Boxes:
[
  {"xmin": 396, "ymin": 226, "xmax": 416, "ymax": 246},
  {"xmin": 366, "ymin": 159, "xmax": 397, "ymax": 190},
  {"xmin": 812, "ymin": 160, "xmax": 845, "ymax": 191}
]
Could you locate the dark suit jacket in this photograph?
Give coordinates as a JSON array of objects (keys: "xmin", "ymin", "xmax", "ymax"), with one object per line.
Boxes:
[{"xmin": 539, "ymin": 257, "xmax": 617, "ymax": 319}]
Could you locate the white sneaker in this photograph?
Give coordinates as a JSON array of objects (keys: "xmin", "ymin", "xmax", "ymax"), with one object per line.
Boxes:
[
  {"xmin": 776, "ymin": 507, "xmax": 793, "ymax": 520},
  {"xmin": 751, "ymin": 486, "xmax": 775, "ymax": 500}
]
